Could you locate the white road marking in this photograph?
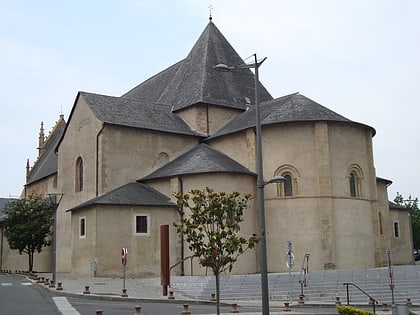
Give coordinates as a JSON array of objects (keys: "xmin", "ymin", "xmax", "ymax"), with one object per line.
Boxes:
[
  {"xmin": 1, "ymin": 283, "xmax": 13, "ymax": 286},
  {"xmin": 52, "ymin": 297, "xmax": 81, "ymax": 315},
  {"xmin": 21, "ymin": 282, "xmax": 33, "ymax": 286}
]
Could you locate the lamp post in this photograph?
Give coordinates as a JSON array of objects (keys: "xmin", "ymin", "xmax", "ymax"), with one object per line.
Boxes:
[
  {"xmin": 214, "ymin": 54, "xmax": 282, "ymax": 315},
  {"xmin": 47, "ymin": 193, "xmax": 63, "ymax": 285}
]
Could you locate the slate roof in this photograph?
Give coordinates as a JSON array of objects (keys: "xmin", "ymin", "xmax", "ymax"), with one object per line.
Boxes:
[
  {"xmin": 78, "ymin": 92, "xmax": 202, "ymax": 136},
  {"xmin": 208, "ymin": 93, "xmax": 376, "ymax": 139},
  {"xmin": 140, "ymin": 143, "xmax": 255, "ymax": 181},
  {"xmin": 27, "ymin": 116, "xmax": 66, "ymax": 185},
  {"xmin": 389, "ymin": 201, "xmax": 408, "ymax": 210},
  {"xmin": 67, "ymin": 182, "xmax": 176, "ymax": 212},
  {"xmin": 123, "ymin": 21, "xmax": 272, "ymax": 111}
]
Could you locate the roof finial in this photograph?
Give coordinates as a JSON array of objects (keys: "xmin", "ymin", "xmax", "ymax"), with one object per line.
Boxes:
[{"xmin": 208, "ymin": 4, "xmax": 213, "ymax": 21}]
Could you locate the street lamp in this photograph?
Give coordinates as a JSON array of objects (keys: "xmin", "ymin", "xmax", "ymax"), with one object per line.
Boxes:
[
  {"xmin": 47, "ymin": 193, "xmax": 63, "ymax": 286},
  {"xmin": 214, "ymin": 54, "xmax": 280, "ymax": 315}
]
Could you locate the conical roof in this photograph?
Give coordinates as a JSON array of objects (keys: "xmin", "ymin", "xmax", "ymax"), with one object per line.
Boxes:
[{"xmin": 123, "ymin": 21, "xmax": 272, "ymax": 111}]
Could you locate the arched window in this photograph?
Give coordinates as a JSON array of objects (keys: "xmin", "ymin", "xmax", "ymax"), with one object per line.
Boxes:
[
  {"xmin": 75, "ymin": 157, "xmax": 83, "ymax": 192},
  {"xmin": 274, "ymin": 165, "xmax": 299, "ymax": 198},
  {"xmin": 284, "ymin": 174, "xmax": 293, "ymax": 197},
  {"xmin": 350, "ymin": 172, "xmax": 357, "ymax": 197},
  {"xmin": 347, "ymin": 164, "xmax": 363, "ymax": 198}
]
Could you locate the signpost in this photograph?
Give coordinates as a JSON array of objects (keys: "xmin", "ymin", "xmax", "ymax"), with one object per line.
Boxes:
[
  {"xmin": 121, "ymin": 247, "xmax": 128, "ymax": 291},
  {"xmin": 286, "ymin": 241, "xmax": 294, "ymax": 303}
]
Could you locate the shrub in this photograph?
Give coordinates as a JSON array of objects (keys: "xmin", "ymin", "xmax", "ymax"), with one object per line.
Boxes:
[{"xmin": 336, "ymin": 305, "xmax": 375, "ymax": 315}]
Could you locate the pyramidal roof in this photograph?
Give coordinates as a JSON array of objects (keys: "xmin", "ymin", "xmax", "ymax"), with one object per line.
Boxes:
[{"xmin": 123, "ymin": 21, "xmax": 272, "ymax": 111}]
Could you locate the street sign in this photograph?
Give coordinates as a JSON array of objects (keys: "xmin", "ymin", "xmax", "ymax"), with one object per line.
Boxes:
[{"xmin": 121, "ymin": 248, "xmax": 128, "ymax": 265}]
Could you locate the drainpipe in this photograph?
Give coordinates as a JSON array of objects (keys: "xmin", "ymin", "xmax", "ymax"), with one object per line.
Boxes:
[
  {"xmin": 95, "ymin": 125, "xmax": 105, "ymax": 196},
  {"xmin": 178, "ymin": 177, "xmax": 185, "ymax": 276}
]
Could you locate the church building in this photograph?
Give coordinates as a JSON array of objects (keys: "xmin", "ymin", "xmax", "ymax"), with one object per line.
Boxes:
[{"xmin": 1, "ymin": 20, "xmax": 412, "ymax": 276}]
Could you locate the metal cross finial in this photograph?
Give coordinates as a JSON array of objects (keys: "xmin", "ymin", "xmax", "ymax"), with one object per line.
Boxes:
[{"xmin": 208, "ymin": 4, "xmax": 213, "ymax": 21}]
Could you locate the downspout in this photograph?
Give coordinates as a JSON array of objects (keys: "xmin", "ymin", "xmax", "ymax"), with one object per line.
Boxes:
[
  {"xmin": 96, "ymin": 124, "xmax": 105, "ymax": 197},
  {"xmin": 178, "ymin": 177, "xmax": 185, "ymax": 276}
]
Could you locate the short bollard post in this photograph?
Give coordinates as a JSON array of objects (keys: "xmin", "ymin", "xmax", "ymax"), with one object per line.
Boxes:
[
  {"xmin": 283, "ymin": 302, "xmax": 291, "ymax": 312},
  {"xmin": 382, "ymin": 303, "xmax": 389, "ymax": 311},
  {"xmin": 335, "ymin": 297, "xmax": 341, "ymax": 305},
  {"xmin": 37, "ymin": 276, "xmax": 44, "ymax": 284},
  {"xmin": 181, "ymin": 304, "xmax": 191, "ymax": 315},
  {"xmin": 134, "ymin": 306, "xmax": 142, "ymax": 315},
  {"xmin": 44, "ymin": 278, "xmax": 50, "ymax": 285},
  {"xmin": 49, "ymin": 280, "xmax": 55, "ymax": 288},
  {"xmin": 210, "ymin": 293, "xmax": 216, "ymax": 301},
  {"xmin": 406, "ymin": 298, "xmax": 412, "ymax": 305},
  {"xmin": 298, "ymin": 295, "xmax": 305, "ymax": 304},
  {"xmin": 121, "ymin": 288, "xmax": 128, "ymax": 297},
  {"xmin": 96, "ymin": 311, "xmax": 103, "ymax": 315},
  {"xmin": 230, "ymin": 303, "xmax": 239, "ymax": 313},
  {"xmin": 168, "ymin": 290, "xmax": 175, "ymax": 300},
  {"xmin": 56, "ymin": 282, "xmax": 63, "ymax": 291},
  {"xmin": 83, "ymin": 286, "xmax": 90, "ymax": 294}
]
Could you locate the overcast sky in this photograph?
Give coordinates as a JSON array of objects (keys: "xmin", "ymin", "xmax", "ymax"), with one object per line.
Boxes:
[{"xmin": 1, "ymin": 0, "xmax": 419, "ymax": 201}]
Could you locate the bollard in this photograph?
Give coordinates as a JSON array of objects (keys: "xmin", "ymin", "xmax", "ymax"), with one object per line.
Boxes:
[
  {"xmin": 406, "ymin": 298, "xmax": 412, "ymax": 305},
  {"xmin": 230, "ymin": 303, "xmax": 239, "ymax": 313},
  {"xmin": 134, "ymin": 306, "xmax": 142, "ymax": 315},
  {"xmin": 44, "ymin": 278, "xmax": 50, "ymax": 285},
  {"xmin": 210, "ymin": 293, "xmax": 216, "ymax": 301},
  {"xmin": 121, "ymin": 288, "xmax": 128, "ymax": 297},
  {"xmin": 283, "ymin": 302, "xmax": 291, "ymax": 312},
  {"xmin": 382, "ymin": 303, "xmax": 389, "ymax": 311},
  {"xmin": 298, "ymin": 295, "xmax": 305, "ymax": 304},
  {"xmin": 49, "ymin": 280, "xmax": 55, "ymax": 288},
  {"xmin": 181, "ymin": 304, "xmax": 191, "ymax": 315},
  {"xmin": 168, "ymin": 291, "xmax": 175, "ymax": 300},
  {"xmin": 335, "ymin": 297, "xmax": 341, "ymax": 305},
  {"xmin": 83, "ymin": 286, "xmax": 91, "ymax": 294},
  {"xmin": 96, "ymin": 311, "xmax": 103, "ymax": 315},
  {"xmin": 37, "ymin": 277, "xmax": 44, "ymax": 284},
  {"xmin": 56, "ymin": 282, "xmax": 63, "ymax": 291}
]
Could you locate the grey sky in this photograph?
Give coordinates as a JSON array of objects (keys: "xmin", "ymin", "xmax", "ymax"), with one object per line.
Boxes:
[{"xmin": 0, "ymin": 0, "xmax": 418, "ymax": 201}]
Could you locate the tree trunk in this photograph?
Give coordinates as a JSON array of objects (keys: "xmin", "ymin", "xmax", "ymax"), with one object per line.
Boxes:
[
  {"xmin": 28, "ymin": 251, "xmax": 34, "ymax": 272},
  {"xmin": 215, "ymin": 271, "xmax": 220, "ymax": 315}
]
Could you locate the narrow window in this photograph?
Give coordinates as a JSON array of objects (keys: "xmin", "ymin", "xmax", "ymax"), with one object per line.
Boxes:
[
  {"xmin": 350, "ymin": 172, "xmax": 357, "ymax": 197},
  {"xmin": 80, "ymin": 217, "xmax": 86, "ymax": 238},
  {"xmin": 379, "ymin": 212, "xmax": 383, "ymax": 235},
  {"xmin": 284, "ymin": 174, "xmax": 293, "ymax": 197},
  {"xmin": 75, "ymin": 157, "xmax": 84, "ymax": 192},
  {"xmin": 135, "ymin": 215, "xmax": 148, "ymax": 234},
  {"xmin": 393, "ymin": 221, "xmax": 400, "ymax": 238}
]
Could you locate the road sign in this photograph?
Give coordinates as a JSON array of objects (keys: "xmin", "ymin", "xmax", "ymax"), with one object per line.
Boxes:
[{"xmin": 121, "ymin": 248, "xmax": 128, "ymax": 265}]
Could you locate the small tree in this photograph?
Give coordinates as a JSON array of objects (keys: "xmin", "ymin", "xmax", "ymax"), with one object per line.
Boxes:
[
  {"xmin": 174, "ymin": 187, "xmax": 260, "ymax": 315},
  {"xmin": 3, "ymin": 195, "xmax": 53, "ymax": 272},
  {"xmin": 394, "ymin": 193, "xmax": 420, "ymax": 249}
]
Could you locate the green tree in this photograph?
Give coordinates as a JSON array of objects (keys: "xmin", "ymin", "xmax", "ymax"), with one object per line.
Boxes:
[
  {"xmin": 394, "ymin": 193, "xmax": 420, "ymax": 249},
  {"xmin": 3, "ymin": 195, "xmax": 53, "ymax": 272},
  {"xmin": 174, "ymin": 188, "xmax": 260, "ymax": 315}
]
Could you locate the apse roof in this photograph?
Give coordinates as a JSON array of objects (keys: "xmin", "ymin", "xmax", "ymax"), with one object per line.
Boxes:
[
  {"xmin": 140, "ymin": 143, "xmax": 255, "ymax": 181},
  {"xmin": 208, "ymin": 93, "xmax": 376, "ymax": 139},
  {"xmin": 123, "ymin": 21, "xmax": 272, "ymax": 111},
  {"xmin": 67, "ymin": 182, "xmax": 176, "ymax": 212}
]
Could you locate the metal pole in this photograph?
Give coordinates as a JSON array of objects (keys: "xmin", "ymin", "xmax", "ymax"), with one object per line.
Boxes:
[{"xmin": 254, "ymin": 53, "xmax": 270, "ymax": 315}]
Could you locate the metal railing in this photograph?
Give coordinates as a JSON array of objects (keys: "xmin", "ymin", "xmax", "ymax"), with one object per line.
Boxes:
[
  {"xmin": 343, "ymin": 282, "xmax": 379, "ymax": 314},
  {"xmin": 298, "ymin": 254, "xmax": 310, "ymax": 298}
]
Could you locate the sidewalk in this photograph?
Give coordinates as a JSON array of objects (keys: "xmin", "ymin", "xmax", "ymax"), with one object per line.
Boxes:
[{"xmin": 21, "ymin": 272, "xmax": 414, "ymax": 315}]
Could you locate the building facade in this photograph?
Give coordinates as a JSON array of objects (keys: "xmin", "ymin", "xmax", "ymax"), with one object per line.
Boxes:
[{"xmin": 4, "ymin": 20, "xmax": 412, "ymax": 276}]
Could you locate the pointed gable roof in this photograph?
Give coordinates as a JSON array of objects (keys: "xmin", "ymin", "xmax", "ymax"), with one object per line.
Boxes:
[
  {"xmin": 208, "ymin": 93, "xmax": 376, "ymax": 139},
  {"xmin": 27, "ymin": 116, "xmax": 66, "ymax": 184},
  {"xmin": 123, "ymin": 21, "xmax": 272, "ymax": 111},
  {"xmin": 67, "ymin": 182, "xmax": 176, "ymax": 212},
  {"xmin": 140, "ymin": 143, "xmax": 255, "ymax": 181}
]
